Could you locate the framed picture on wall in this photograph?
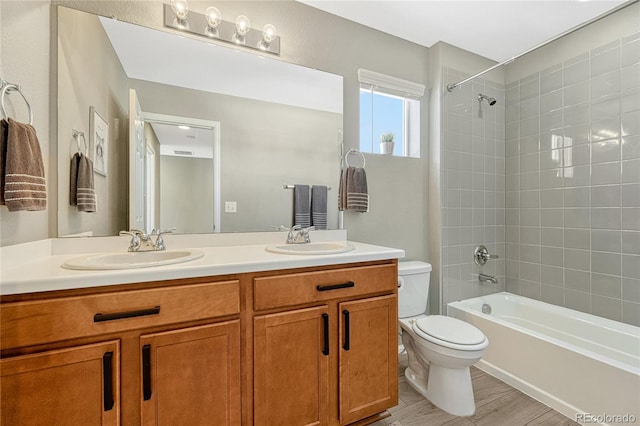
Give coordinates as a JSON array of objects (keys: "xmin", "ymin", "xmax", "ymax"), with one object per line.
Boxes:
[{"xmin": 90, "ymin": 106, "xmax": 108, "ymax": 176}]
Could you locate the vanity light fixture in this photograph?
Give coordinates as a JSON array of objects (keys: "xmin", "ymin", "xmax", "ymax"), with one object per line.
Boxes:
[
  {"xmin": 164, "ymin": 2, "xmax": 280, "ymax": 55},
  {"xmin": 204, "ymin": 6, "xmax": 222, "ymax": 37},
  {"xmin": 170, "ymin": 0, "xmax": 190, "ymax": 29}
]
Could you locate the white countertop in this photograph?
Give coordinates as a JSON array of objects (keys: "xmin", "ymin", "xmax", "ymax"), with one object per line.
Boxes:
[{"xmin": 0, "ymin": 232, "xmax": 404, "ymax": 296}]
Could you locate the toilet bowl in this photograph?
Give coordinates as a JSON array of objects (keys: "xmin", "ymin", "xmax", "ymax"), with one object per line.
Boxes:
[{"xmin": 398, "ymin": 261, "xmax": 488, "ymax": 416}]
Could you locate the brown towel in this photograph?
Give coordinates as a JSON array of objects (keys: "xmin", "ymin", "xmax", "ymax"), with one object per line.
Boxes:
[
  {"xmin": 0, "ymin": 119, "xmax": 8, "ymax": 204},
  {"xmin": 1, "ymin": 118, "xmax": 46, "ymax": 211},
  {"xmin": 70, "ymin": 152, "xmax": 96, "ymax": 212},
  {"xmin": 338, "ymin": 168, "xmax": 347, "ymax": 211},
  {"xmin": 339, "ymin": 166, "xmax": 369, "ymax": 212},
  {"xmin": 345, "ymin": 166, "xmax": 368, "ymax": 212}
]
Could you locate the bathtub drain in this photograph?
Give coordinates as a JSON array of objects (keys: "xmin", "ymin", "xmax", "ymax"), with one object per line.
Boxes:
[{"xmin": 482, "ymin": 303, "xmax": 492, "ymax": 314}]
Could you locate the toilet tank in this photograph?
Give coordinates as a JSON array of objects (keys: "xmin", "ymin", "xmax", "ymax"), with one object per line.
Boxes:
[{"xmin": 398, "ymin": 261, "xmax": 432, "ymax": 318}]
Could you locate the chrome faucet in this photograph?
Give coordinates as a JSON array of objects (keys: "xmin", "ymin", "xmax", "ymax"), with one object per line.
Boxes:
[
  {"xmin": 119, "ymin": 228, "xmax": 175, "ymax": 252},
  {"xmin": 474, "ymin": 245, "xmax": 499, "ymax": 267},
  {"xmin": 271, "ymin": 225, "xmax": 315, "ymax": 244},
  {"xmin": 479, "ymin": 273, "xmax": 499, "ymax": 284}
]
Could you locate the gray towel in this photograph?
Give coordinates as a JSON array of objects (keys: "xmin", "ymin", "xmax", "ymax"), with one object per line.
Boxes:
[
  {"xmin": 294, "ymin": 184, "xmax": 310, "ymax": 227},
  {"xmin": 70, "ymin": 152, "xmax": 96, "ymax": 212},
  {"xmin": 1, "ymin": 118, "xmax": 46, "ymax": 211},
  {"xmin": 345, "ymin": 166, "xmax": 368, "ymax": 212},
  {"xmin": 338, "ymin": 168, "xmax": 347, "ymax": 211},
  {"xmin": 311, "ymin": 185, "xmax": 328, "ymax": 230}
]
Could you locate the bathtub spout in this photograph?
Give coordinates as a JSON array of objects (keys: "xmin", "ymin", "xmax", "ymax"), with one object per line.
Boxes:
[{"xmin": 479, "ymin": 273, "xmax": 498, "ymax": 284}]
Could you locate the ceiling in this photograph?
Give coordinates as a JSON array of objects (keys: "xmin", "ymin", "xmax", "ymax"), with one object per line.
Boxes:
[
  {"xmin": 99, "ymin": 16, "xmax": 343, "ymax": 114},
  {"xmin": 299, "ymin": 0, "xmax": 629, "ymax": 62},
  {"xmin": 149, "ymin": 122, "xmax": 214, "ymax": 159}
]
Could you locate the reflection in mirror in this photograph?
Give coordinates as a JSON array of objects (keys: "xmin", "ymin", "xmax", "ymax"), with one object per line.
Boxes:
[
  {"xmin": 139, "ymin": 114, "xmax": 219, "ymax": 235},
  {"xmin": 57, "ymin": 6, "xmax": 343, "ymax": 237}
]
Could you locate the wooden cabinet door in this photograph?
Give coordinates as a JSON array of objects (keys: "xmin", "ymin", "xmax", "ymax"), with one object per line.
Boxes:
[
  {"xmin": 1, "ymin": 340, "xmax": 120, "ymax": 426},
  {"xmin": 254, "ymin": 306, "xmax": 330, "ymax": 426},
  {"xmin": 339, "ymin": 295, "xmax": 398, "ymax": 424},
  {"xmin": 140, "ymin": 321, "xmax": 240, "ymax": 426}
]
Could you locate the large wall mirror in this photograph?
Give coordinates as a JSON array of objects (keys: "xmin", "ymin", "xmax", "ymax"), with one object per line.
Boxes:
[{"xmin": 57, "ymin": 6, "xmax": 343, "ymax": 237}]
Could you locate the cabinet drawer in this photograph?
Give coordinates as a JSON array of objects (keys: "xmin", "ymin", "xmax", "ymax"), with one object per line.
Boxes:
[
  {"xmin": 254, "ymin": 264, "xmax": 396, "ymax": 310},
  {"xmin": 1, "ymin": 280, "xmax": 240, "ymax": 349}
]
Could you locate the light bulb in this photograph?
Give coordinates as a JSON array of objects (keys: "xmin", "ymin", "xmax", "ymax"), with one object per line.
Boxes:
[
  {"xmin": 262, "ymin": 24, "xmax": 277, "ymax": 44},
  {"xmin": 205, "ymin": 6, "xmax": 222, "ymax": 29},
  {"xmin": 235, "ymin": 15, "xmax": 251, "ymax": 36},
  {"xmin": 170, "ymin": 0, "xmax": 189, "ymax": 20}
]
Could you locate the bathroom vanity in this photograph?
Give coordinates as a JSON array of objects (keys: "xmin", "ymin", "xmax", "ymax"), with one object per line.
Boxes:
[{"xmin": 0, "ymin": 236, "xmax": 402, "ymax": 426}]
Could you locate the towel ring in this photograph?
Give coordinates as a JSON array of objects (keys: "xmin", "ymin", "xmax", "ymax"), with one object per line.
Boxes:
[
  {"xmin": 345, "ymin": 149, "xmax": 366, "ymax": 168},
  {"xmin": 72, "ymin": 129, "xmax": 88, "ymax": 156},
  {"xmin": 0, "ymin": 83, "xmax": 33, "ymax": 126}
]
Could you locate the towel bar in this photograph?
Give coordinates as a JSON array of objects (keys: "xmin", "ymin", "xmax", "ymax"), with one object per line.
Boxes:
[
  {"xmin": 344, "ymin": 149, "xmax": 366, "ymax": 168},
  {"xmin": 0, "ymin": 78, "xmax": 33, "ymax": 125},
  {"xmin": 284, "ymin": 185, "xmax": 332, "ymax": 190}
]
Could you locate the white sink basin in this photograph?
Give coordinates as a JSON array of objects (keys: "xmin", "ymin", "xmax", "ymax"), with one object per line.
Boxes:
[
  {"xmin": 62, "ymin": 249, "xmax": 204, "ymax": 270},
  {"xmin": 266, "ymin": 242, "xmax": 354, "ymax": 255}
]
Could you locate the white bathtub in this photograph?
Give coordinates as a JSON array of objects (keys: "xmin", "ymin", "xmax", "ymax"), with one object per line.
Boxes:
[{"xmin": 448, "ymin": 292, "xmax": 640, "ymax": 426}]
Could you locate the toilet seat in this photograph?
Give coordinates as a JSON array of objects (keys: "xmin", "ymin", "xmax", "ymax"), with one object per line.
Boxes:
[{"xmin": 412, "ymin": 315, "xmax": 488, "ymax": 351}]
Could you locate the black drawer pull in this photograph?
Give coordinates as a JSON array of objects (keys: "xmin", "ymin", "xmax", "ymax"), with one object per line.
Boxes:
[
  {"xmin": 103, "ymin": 352, "xmax": 114, "ymax": 411},
  {"xmin": 322, "ymin": 313, "xmax": 329, "ymax": 356},
  {"xmin": 94, "ymin": 306, "xmax": 160, "ymax": 323},
  {"xmin": 316, "ymin": 281, "xmax": 355, "ymax": 292},
  {"xmin": 142, "ymin": 344, "xmax": 152, "ymax": 401},
  {"xmin": 343, "ymin": 310, "xmax": 350, "ymax": 351}
]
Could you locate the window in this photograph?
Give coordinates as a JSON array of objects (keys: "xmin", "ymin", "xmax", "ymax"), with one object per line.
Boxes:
[{"xmin": 358, "ymin": 69, "xmax": 424, "ymax": 158}]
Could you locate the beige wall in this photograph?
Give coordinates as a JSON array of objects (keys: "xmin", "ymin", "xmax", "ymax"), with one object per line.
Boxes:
[
  {"xmin": 2, "ymin": 0, "xmax": 431, "ymax": 264},
  {"xmin": 56, "ymin": 6, "xmax": 129, "ymax": 237},
  {"xmin": 132, "ymin": 79, "xmax": 342, "ymax": 233},
  {"xmin": 0, "ymin": 1, "xmax": 50, "ymax": 246},
  {"xmin": 160, "ymin": 156, "xmax": 214, "ymax": 234},
  {"xmin": 143, "ymin": 122, "xmax": 161, "ymax": 228}
]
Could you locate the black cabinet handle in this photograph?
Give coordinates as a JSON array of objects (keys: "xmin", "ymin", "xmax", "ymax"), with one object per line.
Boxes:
[
  {"xmin": 142, "ymin": 344, "xmax": 152, "ymax": 401},
  {"xmin": 343, "ymin": 310, "xmax": 350, "ymax": 351},
  {"xmin": 322, "ymin": 313, "xmax": 329, "ymax": 356},
  {"xmin": 94, "ymin": 306, "xmax": 160, "ymax": 323},
  {"xmin": 102, "ymin": 352, "xmax": 114, "ymax": 411},
  {"xmin": 316, "ymin": 281, "xmax": 355, "ymax": 292}
]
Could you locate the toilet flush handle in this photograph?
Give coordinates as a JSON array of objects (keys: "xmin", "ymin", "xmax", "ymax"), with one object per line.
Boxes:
[{"xmin": 398, "ymin": 277, "xmax": 405, "ymax": 290}]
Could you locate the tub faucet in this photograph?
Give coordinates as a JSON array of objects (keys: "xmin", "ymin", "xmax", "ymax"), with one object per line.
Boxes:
[{"xmin": 479, "ymin": 273, "xmax": 498, "ymax": 284}]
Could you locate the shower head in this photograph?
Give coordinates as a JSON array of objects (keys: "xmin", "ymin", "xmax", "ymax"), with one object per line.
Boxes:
[{"xmin": 477, "ymin": 94, "xmax": 497, "ymax": 106}]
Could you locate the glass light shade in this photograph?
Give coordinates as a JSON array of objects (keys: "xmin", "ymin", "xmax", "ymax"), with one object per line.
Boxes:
[
  {"xmin": 262, "ymin": 24, "xmax": 277, "ymax": 44},
  {"xmin": 235, "ymin": 15, "xmax": 251, "ymax": 36},
  {"xmin": 170, "ymin": 0, "xmax": 189, "ymax": 20},
  {"xmin": 205, "ymin": 6, "xmax": 222, "ymax": 29}
]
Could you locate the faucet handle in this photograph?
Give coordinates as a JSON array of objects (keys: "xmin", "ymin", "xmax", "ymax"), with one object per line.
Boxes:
[
  {"xmin": 152, "ymin": 228, "xmax": 176, "ymax": 251},
  {"xmin": 119, "ymin": 230, "xmax": 142, "ymax": 252},
  {"xmin": 153, "ymin": 227, "xmax": 176, "ymax": 236}
]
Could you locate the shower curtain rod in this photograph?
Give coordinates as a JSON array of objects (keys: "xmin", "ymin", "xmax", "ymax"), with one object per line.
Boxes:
[{"xmin": 446, "ymin": 0, "xmax": 636, "ymax": 92}]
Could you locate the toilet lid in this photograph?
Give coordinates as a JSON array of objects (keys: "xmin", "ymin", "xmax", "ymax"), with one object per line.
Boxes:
[{"xmin": 414, "ymin": 315, "xmax": 486, "ymax": 346}]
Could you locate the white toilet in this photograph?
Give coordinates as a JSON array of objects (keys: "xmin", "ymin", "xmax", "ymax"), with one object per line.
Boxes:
[{"xmin": 398, "ymin": 261, "xmax": 488, "ymax": 416}]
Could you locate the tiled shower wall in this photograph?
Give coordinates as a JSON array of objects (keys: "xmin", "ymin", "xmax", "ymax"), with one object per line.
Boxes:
[
  {"xmin": 504, "ymin": 33, "xmax": 640, "ymax": 326},
  {"xmin": 441, "ymin": 68, "xmax": 506, "ymax": 312}
]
